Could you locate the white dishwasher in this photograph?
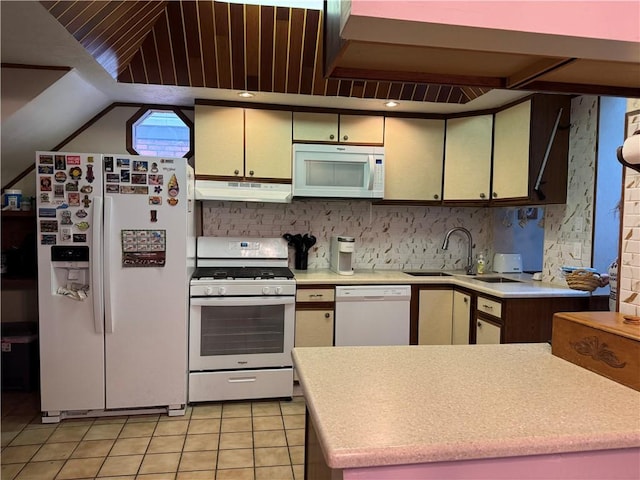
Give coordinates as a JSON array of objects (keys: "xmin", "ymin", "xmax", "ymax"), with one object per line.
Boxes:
[{"xmin": 335, "ymin": 285, "xmax": 411, "ymax": 346}]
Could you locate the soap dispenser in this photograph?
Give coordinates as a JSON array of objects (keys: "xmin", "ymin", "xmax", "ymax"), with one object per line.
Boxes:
[{"xmin": 476, "ymin": 252, "xmax": 486, "ymax": 275}]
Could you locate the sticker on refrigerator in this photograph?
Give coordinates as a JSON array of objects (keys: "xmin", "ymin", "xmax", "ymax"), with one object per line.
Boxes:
[
  {"xmin": 106, "ymin": 174, "xmax": 120, "ymax": 183},
  {"xmin": 38, "ymin": 165, "xmax": 53, "ymax": 174},
  {"xmin": 40, "ymin": 193, "xmax": 51, "ymax": 203},
  {"xmin": 54, "ymin": 155, "xmax": 66, "ymax": 170},
  {"xmin": 54, "ymin": 185, "xmax": 64, "ymax": 197},
  {"xmin": 73, "ymin": 234, "xmax": 86, "ymax": 243},
  {"xmin": 104, "ymin": 156, "xmax": 114, "ymax": 172},
  {"xmin": 54, "ymin": 171, "xmax": 67, "ymax": 183},
  {"xmin": 40, "ymin": 177, "xmax": 52, "ymax": 191},
  {"xmin": 149, "ymin": 174, "xmax": 163, "ymax": 185},
  {"xmin": 150, "ymin": 162, "xmax": 159, "ymax": 173},
  {"xmin": 65, "ymin": 182, "xmax": 78, "ymax": 192},
  {"xmin": 61, "ymin": 227, "xmax": 72, "ymax": 242},
  {"xmin": 106, "ymin": 184, "xmax": 119, "ymax": 193},
  {"xmin": 117, "ymin": 158, "xmax": 130, "ymax": 168},
  {"xmin": 167, "ymin": 174, "xmax": 179, "ymax": 197},
  {"xmin": 121, "ymin": 229, "xmax": 166, "ymax": 267},
  {"xmin": 86, "ymin": 165, "xmax": 95, "ymax": 183},
  {"xmin": 40, "ymin": 220, "xmax": 58, "ymax": 232},
  {"xmin": 68, "ymin": 193, "xmax": 80, "ymax": 206},
  {"xmin": 39, "ymin": 154, "xmax": 53, "ymax": 164},
  {"xmin": 69, "ymin": 167, "xmax": 82, "ymax": 180},
  {"xmin": 133, "ymin": 160, "xmax": 148, "ymax": 172},
  {"xmin": 38, "ymin": 208, "xmax": 57, "ymax": 218},
  {"xmin": 41, "ymin": 234, "xmax": 56, "ymax": 245},
  {"xmin": 60, "ymin": 211, "xmax": 73, "ymax": 225},
  {"xmin": 120, "ymin": 170, "xmax": 130, "ymax": 183},
  {"xmin": 66, "ymin": 155, "xmax": 81, "ymax": 166},
  {"xmin": 131, "ymin": 174, "xmax": 146, "ymax": 185}
]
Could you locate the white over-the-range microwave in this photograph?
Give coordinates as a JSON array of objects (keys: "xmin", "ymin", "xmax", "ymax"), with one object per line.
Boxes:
[{"xmin": 292, "ymin": 144, "xmax": 385, "ymax": 198}]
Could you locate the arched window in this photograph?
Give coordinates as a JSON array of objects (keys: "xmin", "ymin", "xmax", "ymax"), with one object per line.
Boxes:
[{"xmin": 126, "ymin": 107, "xmax": 193, "ymax": 158}]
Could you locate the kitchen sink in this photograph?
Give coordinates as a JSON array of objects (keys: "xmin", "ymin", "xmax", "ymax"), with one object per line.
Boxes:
[
  {"xmin": 474, "ymin": 276, "xmax": 522, "ymax": 283},
  {"xmin": 404, "ymin": 271, "xmax": 452, "ymax": 277}
]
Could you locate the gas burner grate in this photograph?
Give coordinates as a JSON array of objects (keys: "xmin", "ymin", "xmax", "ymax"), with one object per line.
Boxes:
[{"xmin": 192, "ymin": 266, "xmax": 294, "ymax": 280}]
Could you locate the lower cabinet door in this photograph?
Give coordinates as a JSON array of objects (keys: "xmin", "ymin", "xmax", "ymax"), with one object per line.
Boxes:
[
  {"xmin": 295, "ymin": 310, "xmax": 334, "ymax": 347},
  {"xmin": 418, "ymin": 289, "xmax": 453, "ymax": 345},
  {"xmin": 452, "ymin": 291, "xmax": 471, "ymax": 345},
  {"xmin": 476, "ymin": 318, "xmax": 502, "ymax": 344}
]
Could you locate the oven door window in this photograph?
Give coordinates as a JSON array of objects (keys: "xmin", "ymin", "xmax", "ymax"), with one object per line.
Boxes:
[{"xmin": 200, "ymin": 304, "xmax": 285, "ymax": 356}]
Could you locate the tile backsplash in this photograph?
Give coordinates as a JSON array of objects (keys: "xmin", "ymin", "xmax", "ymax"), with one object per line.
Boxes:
[
  {"xmin": 542, "ymin": 95, "xmax": 598, "ymax": 285},
  {"xmin": 202, "ymin": 200, "xmax": 493, "ymax": 271},
  {"xmin": 620, "ymin": 98, "xmax": 640, "ymax": 316}
]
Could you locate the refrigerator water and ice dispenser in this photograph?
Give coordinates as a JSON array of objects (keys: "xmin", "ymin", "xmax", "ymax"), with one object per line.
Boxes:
[{"xmin": 50, "ymin": 246, "xmax": 90, "ymax": 297}]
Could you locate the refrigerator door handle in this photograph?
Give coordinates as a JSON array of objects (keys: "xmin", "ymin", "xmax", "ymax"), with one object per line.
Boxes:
[
  {"xmin": 104, "ymin": 196, "xmax": 115, "ymax": 334},
  {"xmin": 92, "ymin": 196, "xmax": 104, "ymax": 334}
]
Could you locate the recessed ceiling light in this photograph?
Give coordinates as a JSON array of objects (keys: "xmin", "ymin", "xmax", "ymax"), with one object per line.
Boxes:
[
  {"xmin": 384, "ymin": 101, "xmax": 399, "ymax": 108},
  {"xmin": 238, "ymin": 91, "xmax": 255, "ymax": 98}
]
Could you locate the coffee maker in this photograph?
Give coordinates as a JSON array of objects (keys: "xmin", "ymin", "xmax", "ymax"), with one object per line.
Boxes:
[{"xmin": 330, "ymin": 236, "xmax": 355, "ymax": 275}]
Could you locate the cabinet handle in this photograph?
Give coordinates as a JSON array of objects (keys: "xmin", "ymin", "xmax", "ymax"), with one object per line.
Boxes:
[
  {"xmin": 249, "ymin": 170, "xmax": 254, "ymax": 176},
  {"xmin": 433, "ymin": 194, "xmax": 439, "ymax": 200},
  {"xmin": 343, "ymin": 135, "xmax": 349, "ymax": 141},
  {"xmin": 480, "ymin": 193, "xmax": 486, "ymax": 199},
  {"xmin": 464, "ymin": 297, "xmax": 468, "ymax": 303},
  {"xmin": 478, "ymin": 321, "xmax": 482, "ymax": 327},
  {"xmin": 309, "ymin": 293, "xmax": 324, "ymax": 298},
  {"xmin": 493, "ymin": 192, "xmax": 498, "ymax": 198},
  {"xmin": 329, "ymin": 134, "xmax": 335, "ymax": 140},
  {"xmin": 482, "ymin": 304, "xmax": 493, "ymax": 310},
  {"xmin": 324, "ymin": 313, "xmax": 331, "ymax": 318},
  {"xmin": 234, "ymin": 169, "xmax": 240, "ymax": 175}
]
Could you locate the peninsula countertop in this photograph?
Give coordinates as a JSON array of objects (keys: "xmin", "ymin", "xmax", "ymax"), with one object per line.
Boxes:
[
  {"xmin": 293, "ymin": 269, "xmax": 592, "ymax": 298},
  {"xmin": 292, "ymin": 343, "xmax": 640, "ymax": 470}
]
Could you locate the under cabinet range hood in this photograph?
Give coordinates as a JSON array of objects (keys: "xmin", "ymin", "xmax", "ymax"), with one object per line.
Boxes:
[{"xmin": 195, "ymin": 180, "xmax": 292, "ymax": 203}]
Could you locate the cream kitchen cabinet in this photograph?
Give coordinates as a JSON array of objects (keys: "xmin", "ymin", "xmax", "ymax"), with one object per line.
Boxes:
[
  {"xmin": 293, "ymin": 112, "xmax": 384, "ymax": 144},
  {"xmin": 476, "ymin": 318, "xmax": 502, "ymax": 344},
  {"xmin": 492, "ymin": 100, "xmax": 531, "ymax": 200},
  {"xmin": 442, "ymin": 114, "xmax": 493, "ymax": 201},
  {"xmin": 451, "ymin": 290, "xmax": 471, "ymax": 345},
  {"xmin": 418, "ymin": 288, "xmax": 453, "ymax": 345},
  {"xmin": 490, "ymin": 94, "xmax": 571, "ymax": 205},
  {"xmin": 384, "ymin": 117, "xmax": 445, "ymax": 201},
  {"xmin": 295, "ymin": 287, "xmax": 335, "ymax": 348},
  {"xmin": 195, "ymin": 105, "xmax": 292, "ymax": 180}
]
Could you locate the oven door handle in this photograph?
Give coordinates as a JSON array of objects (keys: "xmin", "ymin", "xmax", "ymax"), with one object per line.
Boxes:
[{"xmin": 190, "ymin": 296, "xmax": 295, "ymax": 307}]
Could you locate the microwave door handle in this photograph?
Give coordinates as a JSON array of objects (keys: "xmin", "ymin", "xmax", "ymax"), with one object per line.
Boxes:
[{"xmin": 367, "ymin": 155, "xmax": 375, "ymax": 190}]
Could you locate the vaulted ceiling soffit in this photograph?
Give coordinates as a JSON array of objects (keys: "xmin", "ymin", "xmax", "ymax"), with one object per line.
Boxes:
[{"xmin": 40, "ymin": 0, "xmax": 491, "ymax": 104}]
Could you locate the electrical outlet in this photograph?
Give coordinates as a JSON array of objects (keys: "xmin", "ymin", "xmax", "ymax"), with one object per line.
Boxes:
[
  {"xmin": 574, "ymin": 217, "xmax": 584, "ymax": 232},
  {"xmin": 572, "ymin": 242, "xmax": 582, "ymax": 259}
]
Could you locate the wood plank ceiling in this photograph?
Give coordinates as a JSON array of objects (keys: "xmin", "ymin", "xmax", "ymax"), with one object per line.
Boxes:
[{"xmin": 39, "ymin": 0, "xmax": 491, "ymax": 104}]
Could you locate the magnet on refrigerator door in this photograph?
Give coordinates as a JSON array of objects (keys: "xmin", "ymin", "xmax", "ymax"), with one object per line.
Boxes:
[
  {"xmin": 39, "ymin": 166, "xmax": 53, "ymax": 174},
  {"xmin": 75, "ymin": 209, "xmax": 88, "ymax": 218},
  {"xmin": 54, "ymin": 172, "xmax": 67, "ymax": 183},
  {"xmin": 39, "ymin": 154, "xmax": 53, "ymax": 164},
  {"xmin": 54, "ymin": 155, "xmax": 66, "ymax": 170},
  {"xmin": 40, "ymin": 220, "xmax": 58, "ymax": 232},
  {"xmin": 85, "ymin": 165, "xmax": 94, "ymax": 183},
  {"xmin": 69, "ymin": 167, "xmax": 82, "ymax": 180},
  {"xmin": 60, "ymin": 211, "xmax": 72, "ymax": 225},
  {"xmin": 80, "ymin": 185, "xmax": 92, "ymax": 194},
  {"xmin": 116, "ymin": 158, "xmax": 130, "ymax": 167},
  {"xmin": 65, "ymin": 182, "xmax": 78, "ymax": 192},
  {"xmin": 61, "ymin": 228, "xmax": 72, "ymax": 242},
  {"xmin": 41, "ymin": 234, "xmax": 56, "ymax": 245},
  {"xmin": 149, "ymin": 196, "xmax": 162, "ymax": 205},
  {"xmin": 54, "ymin": 185, "xmax": 64, "ymax": 197},
  {"xmin": 150, "ymin": 210, "xmax": 158, "ymax": 223},
  {"xmin": 82, "ymin": 195, "xmax": 91, "ymax": 208},
  {"xmin": 72, "ymin": 234, "xmax": 86, "ymax": 243},
  {"xmin": 104, "ymin": 156, "xmax": 114, "ymax": 172},
  {"xmin": 66, "ymin": 155, "xmax": 81, "ymax": 166},
  {"xmin": 68, "ymin": 193, "xmax": 80, "ymax": 206},
  {"xmin": 167, "ymin": 198, "xmax": 178, "ymax": 206},
  {"xmin": 106, "ymin": 184, "xmax": 119, "ymax": 193},
  {"xmin": 40, "ymin": 178, "xmax": 52, "ymax": 191}
]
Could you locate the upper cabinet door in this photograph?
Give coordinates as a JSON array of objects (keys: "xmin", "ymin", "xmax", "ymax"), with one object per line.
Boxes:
[
  {"xmin": 493, "ymin": 100, "xmax": 531, "ymax": 200},
  {"xmin": 245, "ymin": 109, "xmax": 293, "ymax": 180},
  {"xmin": 384, "ymin": 117, "xmax": 445, "ymax": 201},
  {"xmin": 293, "ymin": 112, "xmax": 339, "ymax": 141},
  {"xmin": 194, "ymin": 105, "xmax": 244, "ymax": 176},
  {"xmin": 339, "ymin": 115, "xmax": 384, "ymax": 144},
  {"xmin": 443, "ymin": 115, "xmax": 493, "ymax": 201}
]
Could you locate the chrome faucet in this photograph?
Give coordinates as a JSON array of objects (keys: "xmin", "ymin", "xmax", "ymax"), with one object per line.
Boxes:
[{"xmin": 442, "ymin": 227, "xmax": 474, "ymax": 275}]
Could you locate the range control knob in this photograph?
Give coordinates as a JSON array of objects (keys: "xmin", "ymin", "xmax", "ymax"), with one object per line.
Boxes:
[
  {"xmin": 275, "ymin": 286, "xmax": 283, "ymax": 295},
  {"xmin": 262, "ymin": 286, "xmax": 271, "ymax": 295},
  {"xmin": 218, "ymin": 286, "xmax": 226, "ymax": 295},
  {"xmin": 204, "ymin": 286, "xmax": 214, "ymax": 296}
]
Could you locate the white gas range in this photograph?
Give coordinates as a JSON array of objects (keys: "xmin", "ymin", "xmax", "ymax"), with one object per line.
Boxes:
[{"xmin": 188, "ymin": 237, "xmax": 295, "ymax": 403}]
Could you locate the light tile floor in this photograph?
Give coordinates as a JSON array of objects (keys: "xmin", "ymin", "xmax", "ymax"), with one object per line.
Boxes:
[{"xmin": 1, "ymin": 392, "xmax": 306, "ymax": 480}]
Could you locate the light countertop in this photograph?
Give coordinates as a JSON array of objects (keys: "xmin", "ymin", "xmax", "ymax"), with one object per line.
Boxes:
[
  {"xmin": 292, "ymin": 343, "xmax": 640, "ymax": 470},
  {"xmin": 293, "ymin": 269, "xmax": 592, "ymax": 298}
]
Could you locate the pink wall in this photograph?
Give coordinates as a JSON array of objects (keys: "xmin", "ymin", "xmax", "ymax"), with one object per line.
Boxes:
[{"xmin": 350, "ymin": 1, "xmax": 640, "ymax": 43}]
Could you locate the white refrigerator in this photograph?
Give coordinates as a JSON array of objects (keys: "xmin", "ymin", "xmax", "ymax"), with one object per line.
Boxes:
[{"xmin": 35, "ymin": 152, "xmax": 195, "ymax": 422}]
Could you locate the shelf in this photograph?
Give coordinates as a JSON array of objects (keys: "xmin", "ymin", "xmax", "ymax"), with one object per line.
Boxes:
[
  {"xmin": 1, "ymin": 210, "xmax": 36, "ymax": 219},
  {"xmin": 1, "ymin": 277, "xmax": 37, "ymax": 290}
]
